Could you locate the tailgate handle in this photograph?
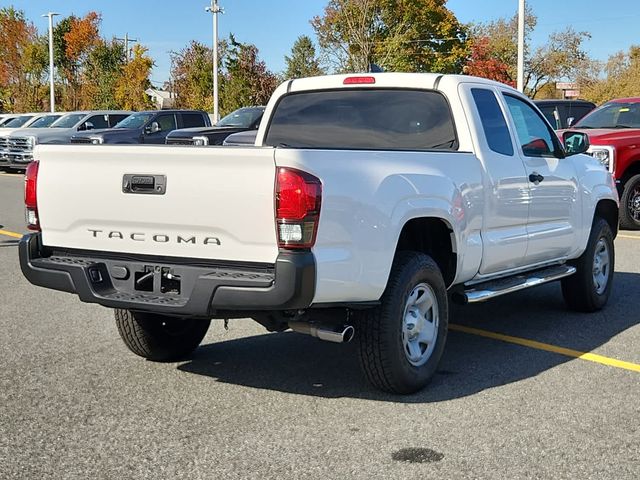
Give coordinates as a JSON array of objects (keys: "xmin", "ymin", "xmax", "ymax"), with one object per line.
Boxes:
[{"xmin": 122, "ymin": 174, "xmax": 166, "ymax": 195}]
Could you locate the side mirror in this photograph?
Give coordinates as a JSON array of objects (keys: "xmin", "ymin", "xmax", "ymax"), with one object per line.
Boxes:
[
  {"xmin": 563, "ymin": 131, "xmax": 590, "ymax": 156},
  {"xmin": 567, "ymin": 117, "xmax": 575, "ymax": 127},
  {"xmin": 78, "ymin": 121, "xmax": 94, "ymax": 131},
  {"xmin": 145, "ymin": 121, "xmax": 161, "ymax": 134}
]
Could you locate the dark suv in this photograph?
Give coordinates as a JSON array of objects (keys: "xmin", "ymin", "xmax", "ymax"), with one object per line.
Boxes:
[
  {"xmin": 70, "ymin": 110, "xmax": 211, "ymax": 144},
  {"xmin": 534, "ymin": 99, "xmax": 596, "ymax": 130},
  {"xmin": 165, "ymin": 106, "xmax": 264, "ymax": 146}
]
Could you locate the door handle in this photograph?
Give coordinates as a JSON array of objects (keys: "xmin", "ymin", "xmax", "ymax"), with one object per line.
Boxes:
[{"xmin": 529, "ymin": 172, "xmax": 544, "ymax": 184}]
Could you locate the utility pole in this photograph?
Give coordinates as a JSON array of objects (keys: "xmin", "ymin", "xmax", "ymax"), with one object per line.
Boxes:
[
  {"xmin": 517, "ymin": 0, "xmax": 525, "ymax": 93},
  {"xmin": 42, "ymin": 12, "xmax": 59, "ymax": 112},
  {"xmin": 115, "ymin": 33, "xmax": 139, "ymax": 61},
  {"xmin": 205, "ymin": 0, "xmax": 223, "ymax": 122}
]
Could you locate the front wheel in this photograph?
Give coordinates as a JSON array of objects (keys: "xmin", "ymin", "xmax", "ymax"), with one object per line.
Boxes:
[
  {"xmin": 115, "ymin": 309, "xmax": 211, "ymax": 361},
  {"xmin": 561, "ymin": 217, "xmax": 615, "ymax": 312},
  {"xmin": 620, "ymin": 174, "xmax": 640, "ymax": 230},
  {"xmin": 356, "ymin": 252, "xmax": 448, "ymax": 394}
]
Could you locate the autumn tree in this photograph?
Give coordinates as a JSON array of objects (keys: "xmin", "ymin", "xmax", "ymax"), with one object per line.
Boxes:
[
  {"xmin": 84, "ymin": 39, "xmax": 126, "ymax": 109},
  {"xmin": 220, "ymin": 35, "xmax": 278, "ymax": 115},
  {"xmin": 311, "ymin": 0, "xmax": 468, "ymax": 73},
  {"xmin": 114, "ymin": 44, "xmax": 154, "ymax": 110},
  {"xmin": 170, "ymin": 41, "xmax": 216, "ymax": 111},
  {"xmin": 463, "ymin": 37, "xmax": 514, "ymax": 86},
  {"xmin": 52, "ymin": 12, "xmax": 102, "ymax": 110},
  {"xmin": 284, "ymin": 35, "xmax": 324, "ymax": 79},
  {"xmin": 0, "ymin": 7, "xmax": 42, "ymax": 111},
  {"xmin": 581, "ymin": 47, "xmax": 640, "ymax": 104}
]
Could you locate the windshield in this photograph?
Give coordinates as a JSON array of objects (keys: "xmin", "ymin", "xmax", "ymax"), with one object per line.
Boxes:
[
  {"xmin": 3, "ymin": 115, "xmax": 34, "ymax": 128},
  {"xmin": 576, "ymin": 102, "xmax": 640, "ymax": 129},
  {"xmin": 114, "ymin": 112, "xmax": 154, "ymax": 129},
  {"xmin": 51, "ymin": 113, "xmax": 86, "ymax": 128},
  {"xmin": 216, "ymin": 107, "xmax": 264, "ymax": 128},
  {"xmin": 28, "ymin": 115, "xmax": 62, "ymax": 128},
  {"xmin": 0, "ymin": 117, "xmax": 15, "ymax": 127}
]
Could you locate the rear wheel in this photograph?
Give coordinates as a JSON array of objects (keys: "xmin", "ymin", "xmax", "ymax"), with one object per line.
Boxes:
[
  {"xmin": 356, "ymin": 252, "xmax": 448, "ymax": 394},
  {"xmin": 561, "ymin": 217, "xmax": 614, "ymax": 312},
  {"xmin": 115, "ymin": 309, "xmax": 211, "ymax": 361},
  {"xmin": 620, "ymin": 174, "xmax": 640, "ymax": 230}
]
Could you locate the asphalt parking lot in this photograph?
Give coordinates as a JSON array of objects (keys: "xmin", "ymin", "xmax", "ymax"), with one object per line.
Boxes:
[{"xmin": 1, "ymin": 171, "xmax": 638, "ymax": 479}]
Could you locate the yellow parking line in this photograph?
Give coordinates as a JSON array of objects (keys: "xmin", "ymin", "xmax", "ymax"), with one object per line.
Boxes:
[
  {"xmin": 617, "ymin": 234, "xmax": 640, "ymax": 240},
  {"xmin": 0, "ymin": 229, "xmax": 23, "ymax": 239},
  {"xmin": 449, "ymin": 324, "xmax": 640, "ymax": 373}
]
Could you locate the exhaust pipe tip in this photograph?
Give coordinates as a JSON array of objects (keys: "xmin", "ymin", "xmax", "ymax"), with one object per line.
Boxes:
[{"xmin": 289, "ymin": 322, "xmax": 355, "ymax": 344}]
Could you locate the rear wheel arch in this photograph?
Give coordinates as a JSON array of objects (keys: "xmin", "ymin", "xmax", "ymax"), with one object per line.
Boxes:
[{"xmin": 394, "ymin": 217, "xmax": 457, "ymax": 287}]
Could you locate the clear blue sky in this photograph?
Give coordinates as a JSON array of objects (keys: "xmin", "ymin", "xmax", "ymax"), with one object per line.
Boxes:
[{"xmin": 6, "ymin": 0, "xmax": 640, "ymax": 86}]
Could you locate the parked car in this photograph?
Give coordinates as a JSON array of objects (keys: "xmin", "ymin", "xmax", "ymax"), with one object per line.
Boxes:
[
  {"xmin": 0, "ymin": 114, "xmax": 22, "ymax": 127},
  {"xmin": 0, "ymin": 113, "xmax": 64, "ymax": 170},
  {"xmin": 2, "ymin": 111, "xmax": 132, "ymax": 170},
  {"xmin": 562, "ymin": 97, "xmax": 640, "ymax": 229},
  {"xmin": 0, "ymin": 112, "xmax": 62, "ymax": 134},
  {"xmin": 71, "ymin": 110, "xmax": 211, "ymax": 145},
  {"xmin": 19, "ymin": 73, "xmax": 618, "ymax": 394},
  {"xmin": 534, "ymin": 99, "xmax": 596, "ymax": 130},
  {"xmin": 165, "ymin": 106, "xmax": 264, "ymax": 146},
  {"xmin": 222, "ymin": 129, "xmax": 258, "ymax": 146}
]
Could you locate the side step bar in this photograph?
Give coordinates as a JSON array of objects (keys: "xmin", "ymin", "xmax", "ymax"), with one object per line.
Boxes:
[{"xmin": 453, "ymin": 265, "xmax": 576, "ymax": 304}]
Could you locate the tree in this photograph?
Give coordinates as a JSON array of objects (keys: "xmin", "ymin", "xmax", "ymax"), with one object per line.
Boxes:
[
  {"xmin": 311, "ymin": 0, "xmax": 468, "ymax": 73},
  {"xmin": 0, "ymin": 7, "xmax": 39, "ymax": 111},
  {"xmin": 170, "ymin": 41, "xmax": 216, "ymax": 111},
  {"xmin": 84, "ymin": 39, "xmax": 126, "ymax": 109},
  {"xmin": 581, "ymin": 47, "xmax": 640, "ymax": 104},
  {"xmin": 114, "ymin": 44, "xmax": 154, "ymax": 110},
  {"xmin": 220, "ymin": 35, "xmax": 278, "ymax": 114},
  {"xmin": 463, "ymin": 37, "xmax": 514, "ymax": 86},
  {"xmin": 467, "ymin": 9, "xmax": 591, "ymax": 98},
  {"xmin": 284, "ymin": 35, "xmax": 324, "ymax": 79}
]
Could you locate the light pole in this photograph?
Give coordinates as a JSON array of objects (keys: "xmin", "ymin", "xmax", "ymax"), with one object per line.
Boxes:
[
  {"xmin": 205, "ymin": 0, "xmax": 223, "ymax": 122},
  {"xmin": 42, "ymin": 12, "xmax": 60, "ymax": 112},
  {"xmin": 517, "ymin": 0, "xmax": 525, "ymax": 93}
]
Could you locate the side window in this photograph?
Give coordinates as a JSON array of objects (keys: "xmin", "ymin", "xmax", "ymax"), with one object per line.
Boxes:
[
  {"xmin": 471, "ymin": 88, "xmax": 514, "ymax": 156},
  {"xmin": 503, "ymin": 95, "xmax": 559, "ymax": 158},
  {"xmin": 109, "ymin": 114, "xmax": 130, "ymax": 127},
  {"xmin": 86, "ymin": 114, "xmax": 109, "ymax": 129},
  {"xmin": 182, "ymin": 113, "xmax": 206, "ymax": 128},
  {"xmin": 156, "ymin": 114, "xmax": 176, "ymax": 132}
]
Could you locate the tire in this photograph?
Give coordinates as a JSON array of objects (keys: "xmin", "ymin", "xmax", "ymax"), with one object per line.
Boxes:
[
  {"xmin": 561, "ymin": 217, "xmax": 615, "ymax": 312},
  {"xmin": 619, "ymin": 174, "xmax": 640, "ymax": 230},
  {"xmin": 356, "ymin": 252, "xmax": 448, "ymax": 394},
  {"xmin": 114, "ymin": 309, "xmax": 211, "ymax": 361}
]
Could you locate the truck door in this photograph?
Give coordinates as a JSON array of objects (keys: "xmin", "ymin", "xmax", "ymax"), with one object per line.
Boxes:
[
  {"xmin": 501, "ymin": 93, "xmax": 579, "ymax": 264},
  {"xmin": 462, "ymin": 85, "xmax": 530, "ymax": 275}
]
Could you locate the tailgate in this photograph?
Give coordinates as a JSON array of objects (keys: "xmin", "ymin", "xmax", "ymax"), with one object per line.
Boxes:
[{"xmin": 36, "ymin": 145, "xmax": 279, "ymax": 264}]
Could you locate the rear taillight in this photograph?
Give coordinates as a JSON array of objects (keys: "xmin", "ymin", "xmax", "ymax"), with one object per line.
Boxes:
[
  {"xmin": 24, "ymin": 161, "xmax": 40, "ymax": 231},
  {"xmin": 275, "ymin": 167, "xmax": 321, "ymax": 249}
]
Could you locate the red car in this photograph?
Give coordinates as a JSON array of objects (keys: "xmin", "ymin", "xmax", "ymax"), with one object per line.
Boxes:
[{"xmin": 564, "ymin": 97, "xmax": 640, "ymax": 229}]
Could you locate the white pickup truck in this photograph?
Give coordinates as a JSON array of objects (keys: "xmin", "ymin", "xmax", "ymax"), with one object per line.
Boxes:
[{"xmin": 20, "ymin": 73, "xmax": 618, "ymax": 394}]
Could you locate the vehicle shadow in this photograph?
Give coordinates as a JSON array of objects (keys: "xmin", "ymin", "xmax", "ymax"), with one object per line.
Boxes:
[{"xmin": 177, "ymin": 272, "xmax": 640, "ymax": 402}]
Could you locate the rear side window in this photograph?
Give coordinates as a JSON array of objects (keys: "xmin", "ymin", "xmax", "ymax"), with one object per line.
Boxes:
[
  {"xmin": 265, "ymin": 89, "xmax": 458, "ymax": 151},
  {"xmin": 182, "ymin": 113, "xmax": 207, "ymax": 128},
  {"xmin": 86, "ymin": 114, "xmax": 109, "ymax": 129},
  {"xmin": 157, "ymin": 114, "xmax": 177, "ymax": 132},
  {"xmin": 109, "ymin": 114, "xmax": 130, "ymax": 127},
  {"xmin": 471, "ymin": 88, "xmax": 514, "ymax": 156}
]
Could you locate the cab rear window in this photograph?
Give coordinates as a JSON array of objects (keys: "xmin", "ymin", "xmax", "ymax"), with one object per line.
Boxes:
[{"xmin": 265, "ymin": 89, "xmax": 458, "ymax": 151}]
